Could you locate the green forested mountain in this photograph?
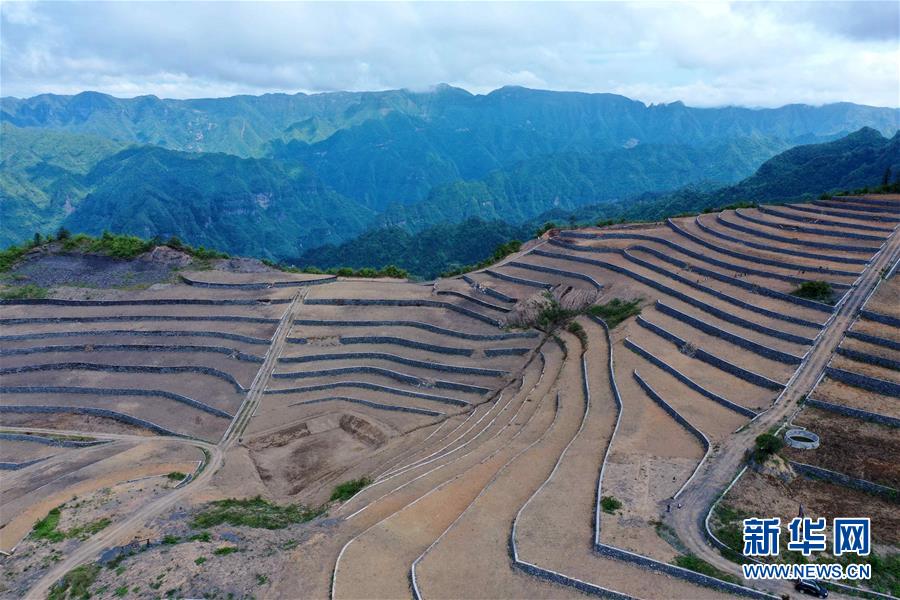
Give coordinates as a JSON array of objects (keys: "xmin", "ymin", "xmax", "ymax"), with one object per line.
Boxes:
[
  {"xmin": 310, "ymin": 128, "xmax": 900, "ymax": 277},
  {"xmin": 294, "ymin": 218, "xmax": 529, "ymax": 279},
  {"xmin": 2, "ymin": 86, "xmax": 899, "ymax": 258},
  {"xmin": 0, "ymin": 123, "xmax": 127, "ymax": 245},
  {"xmin": 536, "ymin": 127, "xmax": 900, "ymax": 227},
  {"xmin": 375, "ymin": 136, "xmax": 793, "ymax": 232},
  {"xmin": 63, "ymin": 147, "xmax": 375, "ymax": 260}
]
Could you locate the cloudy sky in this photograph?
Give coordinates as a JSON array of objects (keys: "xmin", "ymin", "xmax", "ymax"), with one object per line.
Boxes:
[{"xmin": 2, "ymin": 1, "xmax": 898, "ymax": 108}]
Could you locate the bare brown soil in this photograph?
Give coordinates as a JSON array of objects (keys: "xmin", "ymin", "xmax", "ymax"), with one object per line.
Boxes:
[
  {"xmin": 724, "ymin": 469, "xmax": 900, "ymax": 547},
  {"xmin": 788, "ymin": 407, "xmax": 900, "ymax": 488}
]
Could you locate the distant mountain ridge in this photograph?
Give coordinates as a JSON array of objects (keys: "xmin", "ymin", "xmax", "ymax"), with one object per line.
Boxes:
[
  {"xmin": 2, "ymin": 86, "xmax": 899, "ymax": 256},
  {"xmin": 299, "ymin": 128, "xmax": 900, "ymax": 277}
]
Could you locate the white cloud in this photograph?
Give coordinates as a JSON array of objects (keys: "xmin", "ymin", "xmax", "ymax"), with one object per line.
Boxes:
[{"xmin": 1, "ymin": 1, "xmax": 897, "ymax": 107}]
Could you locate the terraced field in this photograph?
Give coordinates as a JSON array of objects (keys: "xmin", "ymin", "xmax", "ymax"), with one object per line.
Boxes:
[{"xmin": 3, "ymin": 195, "xmax": 898, "ymax": 600}]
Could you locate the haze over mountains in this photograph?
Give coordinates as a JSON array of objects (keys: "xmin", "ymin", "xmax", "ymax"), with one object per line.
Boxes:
[{"xmin": 2, "ymin": 85, "xmax": 899, "ymax": 267}]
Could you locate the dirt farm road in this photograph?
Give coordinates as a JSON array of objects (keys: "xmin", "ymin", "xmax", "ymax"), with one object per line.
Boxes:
[
  {"xmin": 668, "ymin": 229, "xmax": 900, "ymax": 598},
  {"xmin": 25, "ymin": 292, "xmax": 303, "ymax": 600}
]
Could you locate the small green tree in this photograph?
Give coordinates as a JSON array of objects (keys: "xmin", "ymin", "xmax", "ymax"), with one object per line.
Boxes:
[
  {"xmin": 56, "ymin": 227, "xmax": 71, "ymax": 241},
  {"xmin": 752, "ymin": 433, "xmax": 783, "ymax": 462}
]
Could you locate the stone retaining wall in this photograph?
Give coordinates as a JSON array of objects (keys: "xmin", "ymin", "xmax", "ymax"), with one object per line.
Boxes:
[
  {"xmin": 0, "ymin": 315, "xmax": 279, "ymax": 326},
  {"xmin": 304, "ymin": 298, "xmax": 501, "ymax": 327},
  {"xmin": 632, "ymin": 370, "xmax": 710, "ymax": 495},
  {"xmin": 845, "ymin": 330, "xmax": 900, "ymax": 352},
  {"xmin": 717, "ymin": 215, "xmax": 873, "ymax": 254},
  {"xmin": 759, "ymin": 206, "xmax": 894, "ymax": 233},
  {"xmin": 668, "ymin": 219, "xmax": 860, "ymax": 277},
  {"xmin": 0, "ymin": 329, "xmax": 271, "ymax": 345},
  {"xmin": 592, "ymin": 544, "xmax": 777, "ymax": 599},
  {"xmin": 289, "ymin": 396, "xmax": 443, "ymax": 417},
  {"xmin": 0, "ymin": 404, "xmax": 182, "ymax": 436},
  {"xmin": 0, "ymin": 457, "xmax": 49, "ymax": 471},
  {"xmin": 0, "ymin": 343, "xmax": 263, "ymax": 363},
  {"xmin": 813, "ymin": 200, "xmax": 900, "ymax": 216},
  {"xmin": 629, "ymin": 246, "xmax": 835, "ymax": 313},
  {"xmin": 0, "ymin": 362, "xmax": 247, "ymax": 392},
  {"xmin": 461, "ymin": 275, "xmax": 517, "ymax": 303},
  {"xmin": 0, "ymin": 384, "xmax": 232, "ymax": 418},
  {"xmin": 623, "ymin": 338, "xmax": 756, "ymax": 417},
  {"xmin": 834, "ymin": 196, "xmax": 900, "ymax": 209},
  {"xmin": 291, "ymin": 318, "xmax": 537, "ymax": 341},
  {"xmin": 825, "ymin": 367, "xmax": 900, "ymax": 398},
  {"xmin": 860, "ymin": 309, "xmax": 900, "ymax": 328},
  {"xmin": 278, "ymin": 351, "xmax": 506, "ymax": 376},
  {"xmin": 340, "ymin": 335, "xmax": 475, "ymax": 356},
  {"xmin": 789, "ymin": 461, "xmax": 898, "ymax": 499},
  {"xmin": 697, "ymin": 217, "xmax": 868, "ymax": 265},
  {"xmin": 179, "ymin": 274, "xmax": 335, "ymax": 289},
  {"xmin": 733, "ymin": 210, "xmax": 885, "ymax": 241},
  {"xmin": 504, "ymin": 260, "xmax": 603, "ymax": 290},
  {"xmin": 836, "ymin": 347, "xmax": 900, "ymax": 371},
  {"xmin": 264, "ymin": 381, "xmax": 469, "ymax": 407},
  {"xmin": 555, "ymin": 233, "xmax": 845, "ymax": 290},
  {"xmin": 272, "ymin": 366, "xmax": 490, "ymax": 395},
  {"xmin": 531, "ymin": 249, "xmax": 815, "ymax": 345},
  {"xmin": 435, "ymin": 290, "xmax": 511, "ymax": 313},
  {"xmin": 0, "ymin": 297, "xmax": 289, "ymax": 307},
  {"xmin": 290, "ymin": 334, "xmax": 473, "ymax": 357},
  {"xmin": 484, "ymin": 347, "xmax": 530, "ymax": 357},
  {"xmin": 637, "ymin": 317, "xmax": 784, "ymax": 390},
  {"xmin": 483, "ymin": 269, "xmax": 552, "ymax": 289},
  {"xmin": 806, "ymin": 398, "xmax": 900, "ymax": 428},
  {"xmin": 655, "ymin": 301, "xmax": 803, "ymax": 365},
  {"xmin": 790, "ymin": 204, "xmax": 898, "ymax": 224},
  {"xmin": 0, "ymin": 432, "xmax": 108, "ymax": 448}
]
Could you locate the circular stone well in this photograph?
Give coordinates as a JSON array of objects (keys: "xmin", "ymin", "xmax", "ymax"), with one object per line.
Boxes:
[{"xmin": 784, "ymin": 428, "xmax": 820, "ymax": 450}]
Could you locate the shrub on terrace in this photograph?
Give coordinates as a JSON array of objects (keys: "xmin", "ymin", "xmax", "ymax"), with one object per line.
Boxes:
[
  {"xmin": 330, "ymin": 477, "xmax": 372, "ymax": 502},
  {"xmin": 600, "ymin": 496, "xmax": 622, "ymax": 514},
  {"xmin": 752, "ymin": 433, "xmax": 783, "ymax": 463},
  {"xmin": 192, "ymin": 496, "xmax": 325, "ymax": 530},
  {"xmin": 790, "ymin": 281, "xmax": 834, "ymax": 304},
  {"xmin": 48, "ymin": 563, "xmax": 101, "ymax": 600},
  {"xmin": 0, "ymin": 284, "xmax": 48, "ymax": 300},
  {"xmin": 587, "ymin": 298, "xmax": 642, "ymax": 329}
]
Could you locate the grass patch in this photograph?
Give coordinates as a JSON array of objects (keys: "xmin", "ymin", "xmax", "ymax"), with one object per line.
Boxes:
[
  {"xmin": 31, "ymin": 507, "xmax": 65, "ymax": 542},
  {"xmin": 587, "ymin": 298, "xmax": 642, "ymax": 328},
  {"xmin": 213, "ymin": 546, "xmax": 239, "ymax": 556},
  {"xmin": 194, "ymin": 557, "xmax": 206, "ymax": 565},
  {"xmin": 256, "ymin": 573, "xmax": 269, "ymax": 585},
  {"xmin": 188, "ymin": 531, "xmax": 211, "ymax": 542},
  {"xmin": 161, "ymin": 535, "xmax": 180, "ymax": 545},
  {"xmin": 166, "ymin": 471, "xmax": 187, "ymax": 481},
  {"xmin": 48, "ymin": 563, "xmax": 101, "ymax": 600},
  {"xmin": 790, "ymin": 280, "xmax": 834, "ymax": 304},
  {"xmin": 566, "ymin": 320, "xmax": 588, "ymax": 348},
  {"xmin": 673, "ymin": 553, "xmax": 739, "ymax": 584},
  {"xmin": 114, "ymin": 586, "xmax": 129, "ymax": 597},
  {"xmin": 600, "ymin": 496, "xmax": 622, "ymax": 514},
  {"xmin": 66, "ymin": 518, "xmax": 111, "ymax": 540},
  {"xmin": 330, "ymin": 477, "xmax": 372, "ymax": 502},
  {"xmin": 192, "ymin": 496, "xmax": 325, "ymax": 530},
  {"xmin": 0, "ymin": 284, "xmax": 49, "ymax": 300}
]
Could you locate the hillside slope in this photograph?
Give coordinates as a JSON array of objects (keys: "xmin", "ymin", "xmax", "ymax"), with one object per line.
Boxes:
[{"xmin": 63, "ymin": 147, "xmax": 375, "ymax": 260}]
